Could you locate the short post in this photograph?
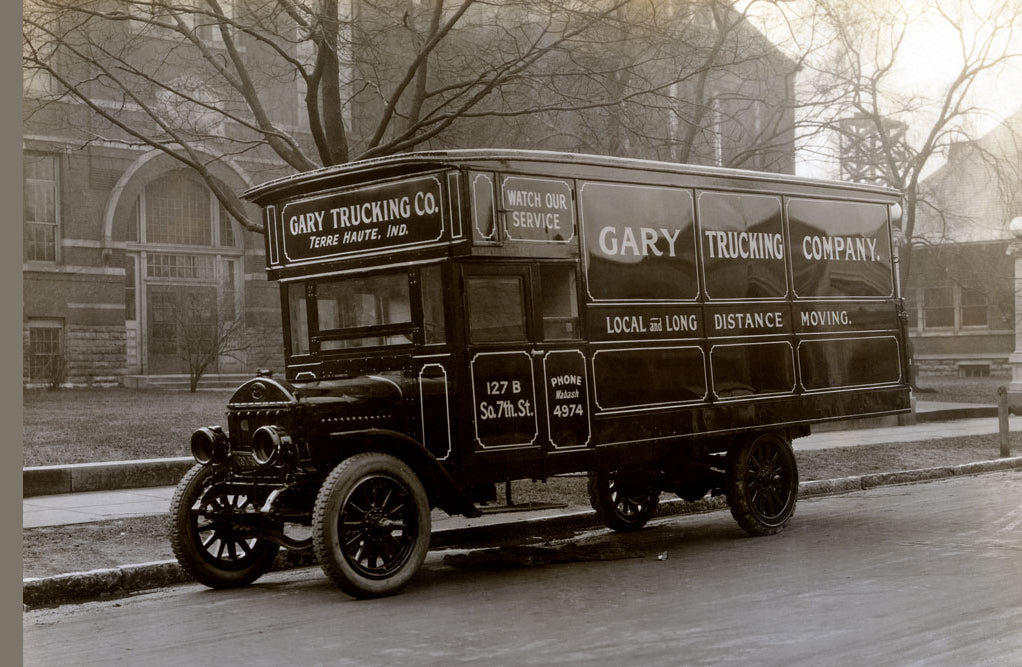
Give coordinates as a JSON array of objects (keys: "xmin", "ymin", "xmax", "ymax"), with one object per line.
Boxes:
[{"xmin": 998, "ymin": 386, "xmax": 1011, "ymax": 458}]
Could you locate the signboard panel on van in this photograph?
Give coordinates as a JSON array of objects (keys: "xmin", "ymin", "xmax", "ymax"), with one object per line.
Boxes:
[{"xmin": 278, "ymin": 176, "xmax": 445, "ymax": 263}]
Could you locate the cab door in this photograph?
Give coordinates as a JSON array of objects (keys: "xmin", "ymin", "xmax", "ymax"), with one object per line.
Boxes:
[
  {"xmin": 461, "ymin": 264, "xmax": 542, "ymax": 456},
  {"xmin": 412, "ymin": 264, "xmax": 457, "ymax": 464},
  {"xmin": 531, "ymin": 263, "xmax": 590, "ymax": 452}
]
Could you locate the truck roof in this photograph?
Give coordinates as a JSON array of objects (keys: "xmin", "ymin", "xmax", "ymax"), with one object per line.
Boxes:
[{"xmin": 242, "ymin": 149, "xmax": 902, "ymax": 205}]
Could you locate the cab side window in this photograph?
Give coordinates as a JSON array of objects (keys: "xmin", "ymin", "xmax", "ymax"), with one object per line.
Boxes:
[
  {"xmin": 420, "ymin": 265, "xmax": 446, "ymax": 344},
  {"xmin": 287, "ymin": 282, "xmax": 310, "ymax": 356},
  {"xmin": 466, "ymin": 275, "xmax": 526, "ymax": 343},
  {"xmin": 539, "ymin": 264, "xmax": 579, "ymax": 340}
]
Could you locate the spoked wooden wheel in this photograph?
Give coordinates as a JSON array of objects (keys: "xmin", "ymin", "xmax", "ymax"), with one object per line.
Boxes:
[
  {"xmin": 588, "ymin": 468, "xmax": 660, "ymax": 532},
  {"xmin": 170, "ymin": 464, "xmax": 280, "ymax": 588},
  {"xmin": 725, "ymin": 433, "xmax": 799, "ymax": 536},
  {"xmin": 313, "ymin": 453, "xmax": 431, "ymax": 599}
]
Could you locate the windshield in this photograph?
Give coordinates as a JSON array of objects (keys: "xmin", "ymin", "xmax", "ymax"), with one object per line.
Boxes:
[{"xmin": 287, "ymin": 267, "xmax": 445, "ymax": 356}]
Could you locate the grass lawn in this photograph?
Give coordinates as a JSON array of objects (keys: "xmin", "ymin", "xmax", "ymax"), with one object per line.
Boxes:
[
  {"xmin": 914, "ymin": 374, "xmax": 1009, "ymax": 405},
  {"xmin": 23, "ymin": 388, "xmax": 233, "ymax": 467}
]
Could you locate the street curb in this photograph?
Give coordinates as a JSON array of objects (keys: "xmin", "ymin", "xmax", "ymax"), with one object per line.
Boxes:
[
  {"xmin": 23, "ymin": 457, "xmax": 1022, "ymax": 609},
  {"xmin": 24, "ymin": 458, "xmax": 194, "ymax": 497}
]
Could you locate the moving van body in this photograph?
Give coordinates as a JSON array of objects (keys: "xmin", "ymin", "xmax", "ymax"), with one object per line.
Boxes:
[{"xmin": 170, "ymin": 150, "xmax": 911, "ymax": 598}]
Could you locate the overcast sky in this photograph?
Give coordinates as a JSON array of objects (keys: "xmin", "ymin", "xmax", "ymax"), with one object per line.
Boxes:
[{"xmin": 745, "ymin": 0, "xmax": 1022, "ymax": 179}]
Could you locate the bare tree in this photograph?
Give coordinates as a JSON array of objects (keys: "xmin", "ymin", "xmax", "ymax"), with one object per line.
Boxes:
[
  {"xmin": 174, "ymin": 289, "xmax": 250, "ymax": 392},
  {"xmin": 794, "ymin": 0, "xmax": 1022, "ymax": 280},
  {"xmin": 23, "ymin": 0, "xmax": 803, "ymax": 233}
]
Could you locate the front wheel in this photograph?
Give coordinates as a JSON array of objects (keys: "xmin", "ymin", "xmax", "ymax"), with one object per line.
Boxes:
[
  {"xmin": 312, "ymin": 453, "xmax": 432, "ymax": 599},
  {"xmin": 588, "ymin": 468, "xmax": 660, "ymax": 532},
  {"xmin": 725, "ymin": 433, "xmax": 799, "ymax": 536},
  {"xmin": 170, "ymin": 464, "xmax": 280, "ymax": 588}
]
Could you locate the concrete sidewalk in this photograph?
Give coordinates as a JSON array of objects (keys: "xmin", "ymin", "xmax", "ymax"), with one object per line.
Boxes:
[
  {"xmin": 797, "ymin": 414, "xmax": 1020, "ymax": 450},
  {"xmin": 23, "ymin": 404, "xmax": 1020, "ymax": 529}
]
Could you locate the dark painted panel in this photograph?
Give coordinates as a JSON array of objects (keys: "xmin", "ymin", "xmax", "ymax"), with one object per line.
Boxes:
[
  {"xmin": 788, "ymin": 199, "xmax": 893, "ymax": 298},
  {"xmin": 470, "ymin": 172, "xmax": 497, "ymax": 243},
  {"xmin": 710, "ymin": 342, "xmax": 795, "ymax": 399},
  {"xmin": 593, "ymin": 346, "xmax": 705, "ymax": 410},
  {"xmin": 584, "ymin": 385, "xmax": 910, "ymax": 452},
  {"xmin": 799, "ymin": 337, "xmax": 901, "ymax": 390},
  {"xmin": 580, "ymin": 182, "xmax": 697, "ymax": 301},
  {"xmin": 698, "ymin": 191, "xmax": 786, "ymax": 300}
]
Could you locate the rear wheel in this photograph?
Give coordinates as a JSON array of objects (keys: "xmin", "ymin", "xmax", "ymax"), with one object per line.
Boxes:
[
  {"xmin": 313, "ymin": 453, "xmax": 431, "ymax": 599},
  {"xmin": 588, "ymin": 468, "xmax": 660, "ymax": 532},
  {"xmin": 170, "ymin": 464, "xmax": 280, "ymax": 588},
  {"xmin": 725, "ymin": 433, "xmax": 798, "ymax": 536}
]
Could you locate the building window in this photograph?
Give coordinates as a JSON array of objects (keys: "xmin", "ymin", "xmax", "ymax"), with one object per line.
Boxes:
[
  {"xmin": 146, "ymin": 253, "xmax": 216, "ymax": 281},
  {"xmin": 922, "ymin": 286, "xmax": 954, "ymax": 328},
  {"xmin": 959, "ymin": 363, "xmax": 990, "ymax": 378},
  {"xmin": 129, "ymin": 3, "xmax": 193, "ymax": 36},
  {"xmin": 960, "ymin": 287, "xmax": 989, "ymax": 327},
  {"xmin": 24, "ymin": 153, "xmax": 59, "ymax": 262},
  {"xmin": 221, "ymin": 258, "xmax": 237, "ymax": 321},
  {"xmin": 131, "ymin": 171, "xmax": 245, "ymax": 375},
  {"xmin": 145, "ymin": 175, "xmax": 213, "ymax": 245},
  {"xmin": 918, "ymin": 284, "xmax": 998, "ymax": 332},
  {"xmin": 137, "ymin": 174, "xmax": 239, "ymax": 248},
  {"xmin": 125, "ymin": 255, "xmax": 137, "ymax": 321},
  {"xmin": 905, "ymin": 285, "xmax": 919, "ymax": 329},
  {"xmin": 751, "ymin": 100, "xmax": 765, "ymax": 170},
  {"xmin": 711, "ymin": 98, "xmax": 723, "ymax": 167},
  {"xmin": 28, "ymin": 320, "xmax": 63, "ymax": 382},
  {"xmin": 23, "ymin": 43, "xmax": 55, "ymax": 96},
  {"xmin": 218, "ymin": 203, "xmax": 236, "ymax": 247},
  {"xmin": 197, "ymin": 0, "xmax": 234, "ymax": 43}
]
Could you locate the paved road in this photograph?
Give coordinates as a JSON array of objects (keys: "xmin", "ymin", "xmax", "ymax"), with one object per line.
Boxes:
[{"xmin": 25, "ymin": 472, "xmax": 1022, "ymax": 666}]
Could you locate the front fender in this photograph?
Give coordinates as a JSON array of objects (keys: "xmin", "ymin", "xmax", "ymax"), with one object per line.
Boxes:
[{"xmin": 326, "ymin": 429, "xmax": 479, "ymax": 518}]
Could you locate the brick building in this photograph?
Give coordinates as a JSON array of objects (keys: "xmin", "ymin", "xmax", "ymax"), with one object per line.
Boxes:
[
  {"xmin": 23, "ymin": 1, "xmax": 796, "ymax": 388},
  {"xmin": 908, "ymin": 110, "xmax": 1022, "ymax": 376}
]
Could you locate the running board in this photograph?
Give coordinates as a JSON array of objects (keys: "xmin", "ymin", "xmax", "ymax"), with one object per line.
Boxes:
[{"xmin": 477, "ymin": 502, "xmax": 568, "ymax": 515}]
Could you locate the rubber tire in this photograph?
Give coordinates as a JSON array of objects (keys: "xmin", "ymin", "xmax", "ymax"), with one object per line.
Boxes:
[
  {"xmin": 725, "ymin": 433, "xmax": 799, "ymax": 536},
  {"xmin": 588, "ymin": 469, "xmax": 660, "ymax": 532},
  {"xmin": 312, "ymin": 453, "xmax": 432, "ymax": 599},
  {"xmin": 170, "ymin": 464, "xmax": 280, "ymax": 589}
]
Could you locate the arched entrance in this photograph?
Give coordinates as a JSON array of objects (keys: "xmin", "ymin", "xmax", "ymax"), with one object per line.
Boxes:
[{"xmin": 125, "ymin": 169, "xmax": 244, "ymax": 375}]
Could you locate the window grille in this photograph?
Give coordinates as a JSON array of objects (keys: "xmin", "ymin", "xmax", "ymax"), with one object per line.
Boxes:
[
  {"xmin": 29, "ymin": 322, "xmax": 62, "ymax": 381},
  {"xmin": 125, "ymin": 255, "xmax": 137, "ymax": 320},
  {"xmin": 960, "ymin": 287, "xmax": 989, "ymax": 327},
  {"xmin": 146, "ymin": 253, "xmax": 215, "ymax": 282},
  {"xmin": 923, "ymin": 286, "xmax": 954, "ymax": 328},
  {"xmin": 24, "ymin": 154, "xmax": 58, "ymax": 262},
  {"xmin": 145, "ymin": 175, "xmax": 212, "ymax": 246}
]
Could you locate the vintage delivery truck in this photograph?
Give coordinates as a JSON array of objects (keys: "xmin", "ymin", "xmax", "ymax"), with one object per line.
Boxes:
[{"xmin": 170, "ymin": 150, "xmax": 911, "ymax": 598}]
